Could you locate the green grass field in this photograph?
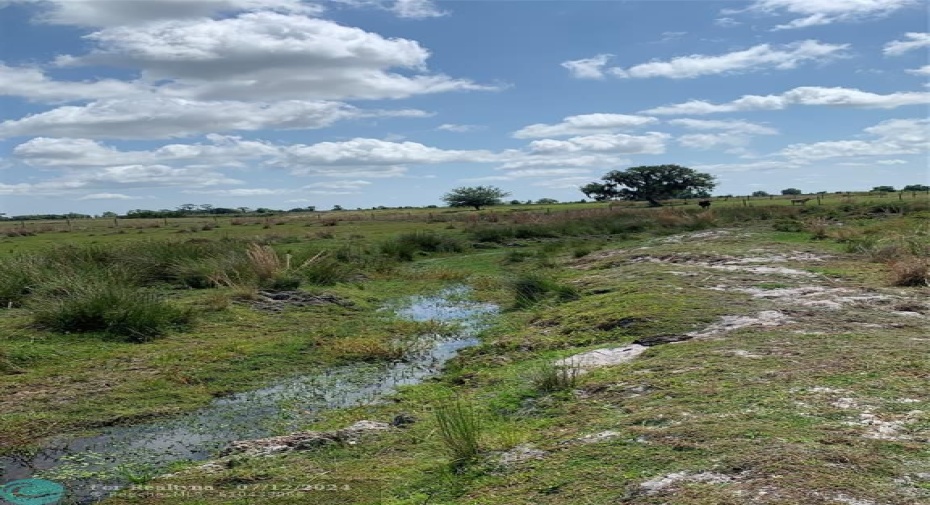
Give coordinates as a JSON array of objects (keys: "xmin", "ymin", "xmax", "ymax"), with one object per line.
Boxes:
[{"xmin": 1, "ymin": 195, "xmax": 928, "ymax": 504}]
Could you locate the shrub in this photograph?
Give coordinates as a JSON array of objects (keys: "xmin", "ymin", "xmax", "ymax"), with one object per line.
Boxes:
[
  {"xmin": 31, "ymin": 281, "xmax": 193, "ymax": 341},
  {"xmin": 434, "ymin": 397, "xmax": 482, "ymax": 466},
  {"xmin": 889, "ymin": 257, "xmax": 930, "ymax": 286}
]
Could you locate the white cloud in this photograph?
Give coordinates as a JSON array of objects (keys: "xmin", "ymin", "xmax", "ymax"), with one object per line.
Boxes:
[
  {"xmin": 876, "ymin": 159, "xmax": 908, "ymax": 165},
  {"xmin": 561, "ymin": 54, "xmax": 613, "ymax": 79},
  {"xmin": 0, "ymin": 64, "xmax": 149, "ymax": 104},
  {"xmin": 692, "ymin": 160, "xmax": 804, "ymax": 172},
  {"xmin": 606, "ymin": 40, "xmax": 848, "ymax": 79},
  {"xmin": 906, "ymin": 65, "xmax": 930, "ymax": 76},
  {"xmin": 283, "ymin": 138, "xmax": 499, "ymax": 167},
  {"xmin": 303, "ymin": 180, "xmax": 372, "ymax": 189},
  {"xmin": 437, "ymin": 123, "xmax": 481, "ymax": 132},
  {"xmin": 0, "ymin": 98, "xmax": 428, "ymax": 139},
  {"xmin": 668, "ymin": 118, "xmax": 778, "ymax": 135},
  {"xmin": 0, "ymin": 164, "xmax": 241, "ymax": 196},
  {"xmin": 734, "ymin": 0, "xmax": 918, "ymax": 30},
  {"xmin": 513, "ymin": 113, "xmax": 659, "ymax": 138},
  {"xmin": 780, "ymin": 118, "xmax": 930, "ymax": 161},
  {"xmin": 11, "ymin": 0, "xmax": 320, "ymax": 27},
  {"xmin": 462, "ymin": 168, "xmax": 593, "ymax": 183},
  {"xmin": 643, "ymin": 86, "xmax": 930, "ymax": 115},
  {"xmin": 884, "ymin": 32, "xmax": 930, "ymax": 56},
  {"xmin": 678, "ymin": 133, "xmax": 753, "ymax": 150},
  {"xmin": 390, "ymin": 0, "xmax": 446, "ymax": 19},
  {"xmin": 526, "ymin": 133, "xmax": 668, "ymax": 155},
  {"xmin": 183, "ymin": 188, "xmax": 293, "ymax": 196},
  {"xmin": 59, "ymin": 12, "xmax": 492, "ymax": 102},
  {"xmin": 13, "ymin": 135, "xmax": 279, "ymax": 167},
  {"xmin": 78, "ymin": 192, "xmax": 137, "ymax": 200},
  {"xmin": 714, "ymin": 17, "xmax": 742, "ymax": 27}
]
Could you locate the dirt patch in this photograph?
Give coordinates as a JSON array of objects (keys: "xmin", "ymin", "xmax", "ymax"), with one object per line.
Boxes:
[
  {"xmin": 690, "ymin": 311, "xmax": 790, "ymax": 337},
  {"xmin": 497, "ymin": 444, "xmax": 548, "ymax": 466},
  {"xmin": 658, "ymin": 229, "xmax": 737, "ymax": 244},
  {"xmin": 639, "ymin": 471, "xmax": 739, "ymax": 495},
  {"xmin": 245, "ymin": 290, "xmax": 355, "ymax": 313},
  {"xmin": 627, "ymin": 253, "xmax": 822, "ymax": 277}
]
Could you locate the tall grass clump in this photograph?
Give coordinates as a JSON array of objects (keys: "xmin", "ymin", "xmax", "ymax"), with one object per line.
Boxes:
[
  {"xmin": 531, "ymin": 360, "xmax": 580, "ymax": 393},
  {"xmin": 509, "ymin": 272, "xmax": 579, "ymax": 308},
  {"xmin": 31, "ymin": 278, "xmax": 193, "ymax": 342},
  {"xmin": 379, "ymin": 231, "xmax": 465, "ymax": 261},
  {"xmin": 0, "ymin": 256, "xmax": 42, "ymax": 307},
  {"xmin": 434, "ymin": 397, "xmax": 482, "ymax": 467}
]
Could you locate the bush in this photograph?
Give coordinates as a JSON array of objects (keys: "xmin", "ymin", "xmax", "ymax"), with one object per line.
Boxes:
[
  {"xmin": 31, "ymin": 280, "xmax": 193, "ymax": 341},
  {"xmin": 889, "ymin": 257, "xmax": 930, "ymax": 286}
]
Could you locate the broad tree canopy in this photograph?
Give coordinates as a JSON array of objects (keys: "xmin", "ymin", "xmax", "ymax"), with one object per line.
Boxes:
[
  {"xmin": 580, "ymin": 165, "xmax": 716, "ymax": 207},
  {"xmin": 442, "ymin": 186, "xmax": 511, "ymax": 210}
]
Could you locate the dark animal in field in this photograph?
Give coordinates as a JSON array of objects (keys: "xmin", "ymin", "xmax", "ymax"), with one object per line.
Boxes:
[
  {"xmin": 698, "ymin": 200, "xmax": 712, "ymax": 209},
  {"xmin": 790, "ymin": 198, "xmax": 812, "ymax": 205}
]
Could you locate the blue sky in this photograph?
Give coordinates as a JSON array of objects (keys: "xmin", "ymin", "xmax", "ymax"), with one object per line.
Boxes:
[{"xmin": 0, "ymin": 0, "xmax": 927, "ymax": 215}]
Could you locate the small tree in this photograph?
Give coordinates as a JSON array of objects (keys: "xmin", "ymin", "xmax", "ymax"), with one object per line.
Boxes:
[
  {"xmin": 872, "ymin": 185, "xmax": 896, "ymax": 192},
  {"xmin": 536, "ymin": 198, "xmax": 559, "ymax": 205},
  {"xmin": 581, "ymin": 164, "xmax": 716, "ymax": 207},
  {"xmin": 902, "ymin": 184, "xmax": 930, "ymax": 192},
  {"xmin": 781, "ymin": 188, "xmax": 803, "ymax": 196},
  {"xmin": 751, "ymin": 190, "xmax": 770, "ymax": 197},
  {"xmin": 442, "ymin": 186, "xmax": 510, "ymax": 210}
]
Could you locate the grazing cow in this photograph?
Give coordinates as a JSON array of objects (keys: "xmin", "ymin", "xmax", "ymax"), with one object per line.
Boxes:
[
  {"xmin": 698, "ymin": 200, "xmax": 712, "ymax": 209},
  {"xmin": 790, "ymin": 198, "xmax": 812, "ymax": 206}
]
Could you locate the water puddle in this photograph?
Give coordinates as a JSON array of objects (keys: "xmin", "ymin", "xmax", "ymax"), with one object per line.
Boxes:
[{"xmin": 1, "ymin": 287, "xmax": 496, "ymax": 504}]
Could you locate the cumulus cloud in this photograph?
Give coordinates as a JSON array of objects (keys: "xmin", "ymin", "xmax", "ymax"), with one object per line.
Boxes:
[
  {"xmin": 389, "ymin": 0, "xmax": 446, "ymax": 19},
  {"xmin": 561, "ymin": 54, "xmax": 613, "ymax": 79},
  {"xmin": 0, "ymin": 164, "xmax": 241, "ymax": 196},
  {"xmin": 780, "ymin": 118, "xmax": 929, "ymax": 161},
  {"xmin": 906, "ymin": 65, "xmax": 930, "ymax": 76},
  {"xmin": 668, "ymin": 118, "xmax": 778, "ymax": 135},
  {"xmin": 183, "ymin": 188, "xmax": 293, "ymax": 196},
  {"xmin": 78, "ymin": 192, "xmax": 137, "ymax": 200},
  {"xmin": 12, "ymin": 135, "xmax": 279, "ymax": 167},
  {"xmin": 730, "ymin": 0, "xmax": 919, "ymax": 30},
  {"xmin": 513, "ymin": 113, "xmax": 659, "ymax": 138},
  {"xmin": 884, "ymin": 32, "xmax": 930, "ymax": 55},
  {"xmin": 0, "ymin": 98, "xmax": 428, "ymax": 139},
  {"xmin": 692, "ymin": 160, "xmax": 804, "ymax": 173},
  {"xmin": 283, "ymin": 138, "xmax": 498, "ymax": 168},
  {"xmin": 0, "ymin": 64, "xmax": 150, "ymax": 104},
  {"xmin": 605, "ymin": 40, "xmax": 848, "ymax": 79},
  {"xmin": 643, "ymin": 86, "xmax": 930, "ymax": 115},
  {"xmin": 58, "ymin": 12, "xmax": 492, "ymax": 102},
  {"xmin": 303, "ymin": 180, "xmax": 372, "ymax": 189},
  {"xmin": 462, "ymin": 168, "xmax": 594, "ymax": 182},
  {"xmin": 525, "ymin": 133, "xmax": 668, "ymax": 155},
  {"xmin": 437, "ymin": 124, "xmax": 481, "ymax": 132},
  {"xmin": 10, "ymin": 0, "xmax": 320, "ymax": 27},
  {"xmin": 678, "ymin": 133, "xmax": 754, "ymax": 150}
]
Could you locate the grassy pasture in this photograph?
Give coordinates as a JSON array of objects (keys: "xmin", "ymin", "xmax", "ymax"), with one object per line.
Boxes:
[{"xmin": 0, "ymin": 194, "xmax": 928, "ymax": 504}]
